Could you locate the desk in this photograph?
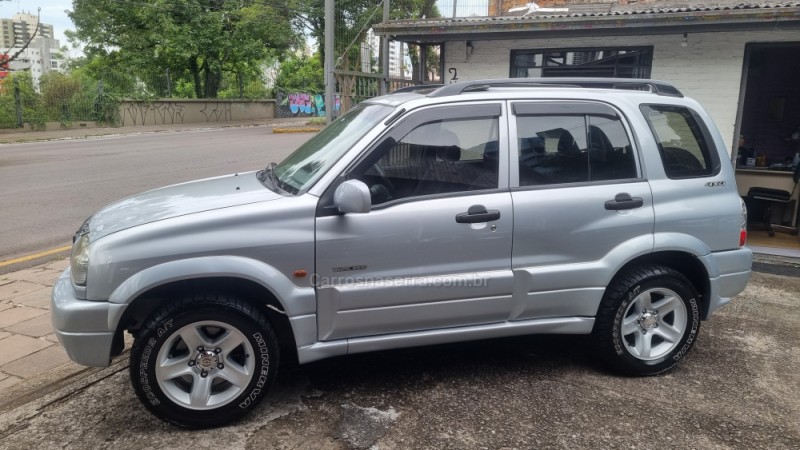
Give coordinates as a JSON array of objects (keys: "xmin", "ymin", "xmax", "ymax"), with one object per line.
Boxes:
[{"xmin": 736, "ymin": 168, "xmax": 799, "ymax": 228}]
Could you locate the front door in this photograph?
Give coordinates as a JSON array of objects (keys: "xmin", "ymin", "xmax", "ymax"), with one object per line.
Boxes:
[{"xmin": 315, "ymin": 103, "xmax": 514, "ymax": 341}]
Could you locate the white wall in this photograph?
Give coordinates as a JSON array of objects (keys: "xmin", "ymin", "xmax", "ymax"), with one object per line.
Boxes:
[{"xmin": 444, "ymin": 30, "xmax": 800, "ymax": 153}]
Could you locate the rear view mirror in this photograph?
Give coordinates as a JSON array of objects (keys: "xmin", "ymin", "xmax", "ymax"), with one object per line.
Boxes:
[{"xmin": 333, "ymin": 180, "xmax": 372, "ymax": 214}]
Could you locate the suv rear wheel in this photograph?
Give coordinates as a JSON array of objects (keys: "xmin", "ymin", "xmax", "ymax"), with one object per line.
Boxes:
[
  {"xmin": 129, "ymin": 294, "xmax": 279, "ymax": 428},
  {"xmin": 593, "ymin": 265, "xmax": 701, "ymax": 376}
]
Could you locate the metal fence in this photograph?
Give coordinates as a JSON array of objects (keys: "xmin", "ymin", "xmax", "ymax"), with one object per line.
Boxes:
[{"xmin": 0, "ymin": 69, "xmax": 274, "ymax": 129}]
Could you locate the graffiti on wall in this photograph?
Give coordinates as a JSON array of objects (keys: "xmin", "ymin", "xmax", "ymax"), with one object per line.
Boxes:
[
  {"xmin": 277, "ymin": 92, "xmax": 340, "ymax": 118},
  {"xmin": 120, "ymin": 101, "xmax": 187, "ymax": 126},
  {"xmin": 119, "ymin": 101, "xmax": 238, "ymax": 126}
]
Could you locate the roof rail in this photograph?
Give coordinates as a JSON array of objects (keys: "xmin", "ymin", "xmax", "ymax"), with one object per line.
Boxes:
[
  {"xmin": 428, "ymin": 78, "xmax": 683, "ymax": 98},
  {"xmin": 391, "ymin": 84, "xmax": 444, "ymax": 94}
]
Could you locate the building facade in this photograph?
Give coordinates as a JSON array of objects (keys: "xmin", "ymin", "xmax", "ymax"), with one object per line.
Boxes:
[{"xmin": 0, "ymin": 12, "xmax": 62, "ymax": 86}]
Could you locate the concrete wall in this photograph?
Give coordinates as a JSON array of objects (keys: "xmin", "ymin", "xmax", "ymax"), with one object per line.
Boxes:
[
  {"xmin": 117, "ymin": 99, "xmax": 276, "ymax": 127},
  {"xmin": 444, "ymin": 30, "xmax": 800, "ymax": 153}
]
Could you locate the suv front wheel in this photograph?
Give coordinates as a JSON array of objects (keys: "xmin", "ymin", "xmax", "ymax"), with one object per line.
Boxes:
[
  {"xmin": 129, "ymin": 294, "xmax": 279, "ymax": 428},
  {"xmin": 593, "ymin": 265, "xmax": 701, "ymax": 376}
]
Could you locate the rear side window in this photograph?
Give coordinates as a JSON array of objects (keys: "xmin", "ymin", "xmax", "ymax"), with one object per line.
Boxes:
[
  {"xmin": 641, "ymin": 104, "xmax": 717, "ymax": 179},
  {"xmin": 515, "ymin": 113, "xmax": 637, "ymax": 186}
]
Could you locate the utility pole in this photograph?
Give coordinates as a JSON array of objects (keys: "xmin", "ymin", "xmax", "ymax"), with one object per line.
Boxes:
[
  {"xmin": 324, "ymin": 0, "xmax": 335, "ymax": 124},
  {"xmin": 380, "ymin": 0, "xmax": 390, "ymax": 95}
]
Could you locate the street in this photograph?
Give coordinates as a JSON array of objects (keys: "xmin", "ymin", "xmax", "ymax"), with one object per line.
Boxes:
[
  {"xmin": 0, "ymin": 128, "xmax": 309, "ymax": 263},
  {"xmin": 0, "ymin": 266, "xmax": 798, "ymax": 449}
]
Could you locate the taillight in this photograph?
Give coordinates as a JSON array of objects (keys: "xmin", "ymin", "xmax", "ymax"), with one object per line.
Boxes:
[{"xmin": 739, "ymin": 198, "xmax": 748, "ymax": 247}]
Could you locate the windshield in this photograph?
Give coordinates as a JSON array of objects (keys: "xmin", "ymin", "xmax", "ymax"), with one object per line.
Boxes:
[{"xmin": 272, "ymin": 103, "xmax": 394, "ymax": 193}]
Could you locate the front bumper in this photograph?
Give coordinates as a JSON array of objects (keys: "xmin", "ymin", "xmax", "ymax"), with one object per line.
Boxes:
[{"xmin": 51, "ymin": 269, "xmax": 116, "ymax": 367}]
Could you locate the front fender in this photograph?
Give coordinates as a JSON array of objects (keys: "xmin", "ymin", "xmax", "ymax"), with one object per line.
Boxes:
[{"xmin": 106, "ymin": 255, "xmax": 316, "ymax": 329}]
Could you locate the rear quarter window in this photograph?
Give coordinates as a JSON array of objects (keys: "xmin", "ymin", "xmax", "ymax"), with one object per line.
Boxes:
[{"xmin": 640, "ymin": 104, "xmax": 719, "ymax": 179}]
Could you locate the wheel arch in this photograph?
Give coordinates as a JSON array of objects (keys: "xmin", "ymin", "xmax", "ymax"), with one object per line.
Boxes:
[
  {"xmin": 108, "ymin": 256, "xmax": 316, "ymax": 364},
  {"xmin": 612, "ymin": 251, "xmax": 711, "ymax": 319}
]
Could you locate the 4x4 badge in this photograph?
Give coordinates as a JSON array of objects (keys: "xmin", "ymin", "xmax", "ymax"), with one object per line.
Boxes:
[{"xmin": 705, "ymin": 181, "xmax": 726, "ymax": 187}]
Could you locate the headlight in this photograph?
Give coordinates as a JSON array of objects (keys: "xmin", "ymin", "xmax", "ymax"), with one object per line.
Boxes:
[{"xmin": 70, "ymin": 221, "xmax": 91, "ymax": 286}]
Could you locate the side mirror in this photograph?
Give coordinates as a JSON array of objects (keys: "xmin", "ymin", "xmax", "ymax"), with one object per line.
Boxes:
[{"xmin": 333, "ymin": 180, "xmax": 372, "ymax": 214}]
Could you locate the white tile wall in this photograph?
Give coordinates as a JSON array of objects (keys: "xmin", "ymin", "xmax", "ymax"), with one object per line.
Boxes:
[{"xmin": 444, "ymin": 30, "xmax": 800, "ymax": 153}]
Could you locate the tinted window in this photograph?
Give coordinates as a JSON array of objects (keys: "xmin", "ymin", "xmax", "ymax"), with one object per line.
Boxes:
[
  {"xmin": 354, "ymin": 117, "xmax": 499, "ymax": 205},
  {"xmin": 516, "ymin": 114, "xmax": 636, "ymax": 186},
  {"xmin": 641, "ymin": 104, "xmax": 715, "ymax": 179}
]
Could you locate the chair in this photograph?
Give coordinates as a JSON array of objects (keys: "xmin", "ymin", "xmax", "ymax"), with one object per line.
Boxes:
[{"xmin": 747, "ymin": 164, "xmax": 799, "ymax": 236}]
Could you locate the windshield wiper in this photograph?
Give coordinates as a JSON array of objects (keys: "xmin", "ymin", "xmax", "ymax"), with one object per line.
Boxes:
[{"xmin": 258, "ymin": 162, "xmax": 281, "ymax": 190}]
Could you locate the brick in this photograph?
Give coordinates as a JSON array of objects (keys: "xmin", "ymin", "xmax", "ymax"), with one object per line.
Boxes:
[
  {"xmin": 1, "ymin": 346, "xmax": 75, "ymax": 379},
  {"xmin": 2, "ymin": 266, "xmax": 62, "ymax": 287},
  {"xmin": 0, "ymin": 334, "xmax": 52, "ymax": 365},
  {"xmin": 43, "ymin": 258, "xmax": 70, "ymax": 272},
  {"xmin": 12, "ymin": 287, "xmax": 52, "ymax": 309},
  {"xmin": 0, "ymin": 374, "xmax": 21, "ymax": 390},
  {"xmin": 6, "ymin": 313, "xmax": 53, "ymax": 338},
  {"xmin": 0, "ymin": 306, "xmax": 48, "ymax": 328},
  {"xmin": 0, "ymin": 280, "xmax": 44, "ymax": 302}
]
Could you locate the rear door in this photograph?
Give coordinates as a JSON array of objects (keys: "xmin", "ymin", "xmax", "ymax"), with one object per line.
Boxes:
[{"xmin": 509, "ymin": 101, "xmax": 655, "ymax": 320}]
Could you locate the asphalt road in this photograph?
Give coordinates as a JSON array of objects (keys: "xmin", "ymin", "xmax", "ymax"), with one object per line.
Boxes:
[
  {"xmin": 0, "ymin": 127, "xmax": 309, "ymax": 263},
  {"xmin": 0, "ymin": 269, "xmax": 797, "ymax": 449}
]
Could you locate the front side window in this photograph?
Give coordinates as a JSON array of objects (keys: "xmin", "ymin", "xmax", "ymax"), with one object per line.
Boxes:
[
  {"xmin": 353, "ymin": 117, "xmax": 500, "ymax": 206},
  {"xmin": 273, "ymin": 103, "xmax": 394, "ymax": 193},
  {"xmin": 516, "ymin": 113, "xmax": 636, "ymax": 186},
  {"xmin": 641, "ymin": 104, "xmax": 717, "ymax": 179}
]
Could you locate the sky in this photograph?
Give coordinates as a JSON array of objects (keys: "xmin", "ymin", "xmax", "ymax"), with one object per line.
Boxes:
[{"xmin": 1, "ymin": 0, "xmax": 81, "ymax": 57}]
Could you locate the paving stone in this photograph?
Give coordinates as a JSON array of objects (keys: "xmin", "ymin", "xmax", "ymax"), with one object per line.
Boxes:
[
  {"xmin": 1, "ymin": 346, "xmax": 75, "ymax": 379},
  {"xmin": 0, "ymin": 331, "xmax": 10, "ymax": 340},
  {"xmin": 3, "ymin": 267, "xmax": 62, "ymax": 287},
  {"xmin": 0, "ymin": 374, "xmax": 21, "ymax": 390},
  {"xmin": 0, "ymin": 302, "xmax": 14, "ymax": 312},
  {"xmin": 6, "ymin": 314, "xmax": 54, "ymax": 338},
  {"xmin": 0, "ymin": 280, "xmax": 44, "ymax": 302},
  {"xmin": 0, "ymin": 306, "xmax": 49, "ymax": 328},
  {"xmin": 43, "ymin": 333, "xmax": 60, "ymax": 344},
  {"xmin": 0, "ymin": 334, "xmax": 52, "ymax": 365},
  {"xmin": 43, "ymin": 258, "xmax": 70, "ymax": 272},
  {"xmin": 12, "ymin": 287, "xmax": 52, "ymax": 309}
]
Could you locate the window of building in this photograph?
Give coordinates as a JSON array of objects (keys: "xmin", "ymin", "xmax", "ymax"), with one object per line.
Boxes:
[
  {"xmin": 510, "ymin": 47, "xmax": 653, "ymax": 78},
  {"xmin": 51, "ymin": 61, "xmax": 58, "ymax": 68}
]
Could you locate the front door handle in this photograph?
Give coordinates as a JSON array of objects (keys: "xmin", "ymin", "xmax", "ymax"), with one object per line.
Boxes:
[
  {"xmin": 456, "ymin": 204, "xmax": 501, "ymax": 223},
  {"xmin": 605, "ymin": 193, "xmax": 644, "ymax": 211}
]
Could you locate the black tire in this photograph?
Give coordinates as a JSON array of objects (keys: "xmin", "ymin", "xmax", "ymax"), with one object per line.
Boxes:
[
  {"xmin": 129, "ymin": 293, "xmax": 279, "ymax": 428},
  {"xmin": 592, "ymin": 265, "xmax": 701, "ymax": 376}
]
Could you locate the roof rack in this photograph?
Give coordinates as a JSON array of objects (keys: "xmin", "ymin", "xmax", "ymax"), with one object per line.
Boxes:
[
  {"xmin": 428, "ymin": 78, "xmax": 683, "ymax": 98},
  {"xmin": 391, "ymin": 84, "xmax": 445, "ymax": 94}
]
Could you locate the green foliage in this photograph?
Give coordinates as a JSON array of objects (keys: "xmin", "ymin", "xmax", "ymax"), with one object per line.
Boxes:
[
  {"xmin": 0, "ymin": 73, "xmax": 46, "ymax": 129},
  {"xmin": 275, "ymin": 52, "xmax": 324, "ymax": 93},
  {"xmin": 69, "ymin": 0, "xmax": 299, "ymax": 98}
]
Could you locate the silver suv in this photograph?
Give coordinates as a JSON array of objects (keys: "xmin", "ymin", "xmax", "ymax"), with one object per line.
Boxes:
[{"xmin": 52, "ymin": 78, "xmax": 752, "ymax": 428}]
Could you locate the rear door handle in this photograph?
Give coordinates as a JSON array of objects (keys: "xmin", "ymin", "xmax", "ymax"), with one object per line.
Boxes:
[
  {"xmin": 456, "ymin": 204, "xmax": 501, "ymax": 223},
  {"xmin": 605, "ymin": 193, "xmax": 644, "ymax": 211}
]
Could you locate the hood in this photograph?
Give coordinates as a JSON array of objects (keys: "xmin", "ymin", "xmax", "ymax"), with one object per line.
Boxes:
[{"xmin": 88, "ymin": 171, "xmax": 283, "ymax": 240}]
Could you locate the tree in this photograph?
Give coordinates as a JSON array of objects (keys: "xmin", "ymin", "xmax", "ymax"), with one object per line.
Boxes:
[
  {"xmin": 69, "ymin": 0, "xmax": 300, "ymax": 98},
  {"xmin": 275, "ymin": 52, "xmax": 324, "ymax": 93}
]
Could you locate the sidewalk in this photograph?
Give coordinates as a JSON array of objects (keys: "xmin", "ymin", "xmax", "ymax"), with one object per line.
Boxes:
[
  {"xmin": 0, "ymin": 117, "xmax": 313, "ymax": 144},
  {"xmin": 0, "ymin": 258, "xmax": 79, "ymax": 392}
]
